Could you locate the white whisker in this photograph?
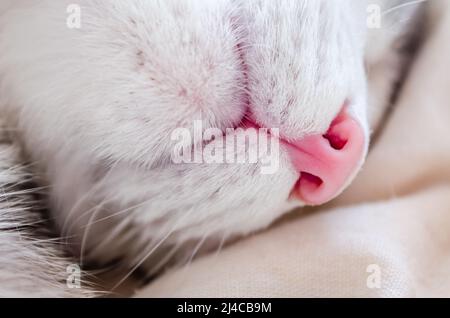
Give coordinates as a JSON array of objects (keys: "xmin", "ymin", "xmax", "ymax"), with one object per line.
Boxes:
[
  {"xmin": 111, "ymin": 208, "xmax": 194, "ymax": 291},
  {"xmin": 382, "ymin": 0, "xmax": 427, "ymax": 16}
]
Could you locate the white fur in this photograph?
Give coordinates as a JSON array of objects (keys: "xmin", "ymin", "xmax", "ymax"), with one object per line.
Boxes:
[
  {"xmin": 0, "ymin": 0, "xmax": 424, "ymax": 295},
  {"xmin": 0, "ymin": 119, "xmax": 95, "ymax": 297}
]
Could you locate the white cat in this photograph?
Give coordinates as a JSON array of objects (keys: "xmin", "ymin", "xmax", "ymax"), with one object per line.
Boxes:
[{"xmin": 0, "ymin": 0, "xmax": 424, "ymax": 296}]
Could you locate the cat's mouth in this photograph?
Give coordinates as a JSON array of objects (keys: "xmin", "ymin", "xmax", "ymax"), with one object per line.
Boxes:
[{"xmin": 237, "ymin": 105, "xmax": 366, "ymax": 206}]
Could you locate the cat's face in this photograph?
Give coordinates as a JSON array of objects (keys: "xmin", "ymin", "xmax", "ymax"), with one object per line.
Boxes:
[{"xmin": 0, "ymin": 0, "xmax": 421, "ymax": 269}]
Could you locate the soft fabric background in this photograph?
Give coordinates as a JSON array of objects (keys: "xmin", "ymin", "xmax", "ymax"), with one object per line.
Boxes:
[{"xmin": 136, "ymin": 1, "xmax": 450, "ymax": 298}]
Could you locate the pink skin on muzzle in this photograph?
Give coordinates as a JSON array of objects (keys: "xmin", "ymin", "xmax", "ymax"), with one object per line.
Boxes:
[{"xmin": 242, "ymin": 106, "xmax": 365, "ymax": 206}]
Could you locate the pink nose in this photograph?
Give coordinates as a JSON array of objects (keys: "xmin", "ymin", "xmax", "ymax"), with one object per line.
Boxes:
[{"xmin": 284, "ymin": 107, "xmax": 365, "ymax": 205}]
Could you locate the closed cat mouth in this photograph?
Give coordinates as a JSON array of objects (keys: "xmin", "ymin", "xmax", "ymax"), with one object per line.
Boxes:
[{"xmin": 240, "ymin": 105, "xmax": 366, "ymax": 206}]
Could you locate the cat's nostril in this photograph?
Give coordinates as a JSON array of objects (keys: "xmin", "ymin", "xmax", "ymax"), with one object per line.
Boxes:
[
  {"xmin": 322, "ymin": 106, "xmax": 352, "ymax": 150},
  {"xmin": 323, "ymin": 132, "xmax": 348, "ymax": 150},
  {"xmin": 284, "ymin": 106, "xmax": 366, "ymax": 205},
  {"xmin": 300, "ymin": 172, "xmax": 323, "ymax": 187},
  {"xmin": 296, "ymin": 172, "xmax": 323, "ymax": 193}
]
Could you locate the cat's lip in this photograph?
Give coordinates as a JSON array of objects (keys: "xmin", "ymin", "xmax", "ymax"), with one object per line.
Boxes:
[{"xmin": 238, "ymin": 107, "xmax": 365, "ymax": 206}]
